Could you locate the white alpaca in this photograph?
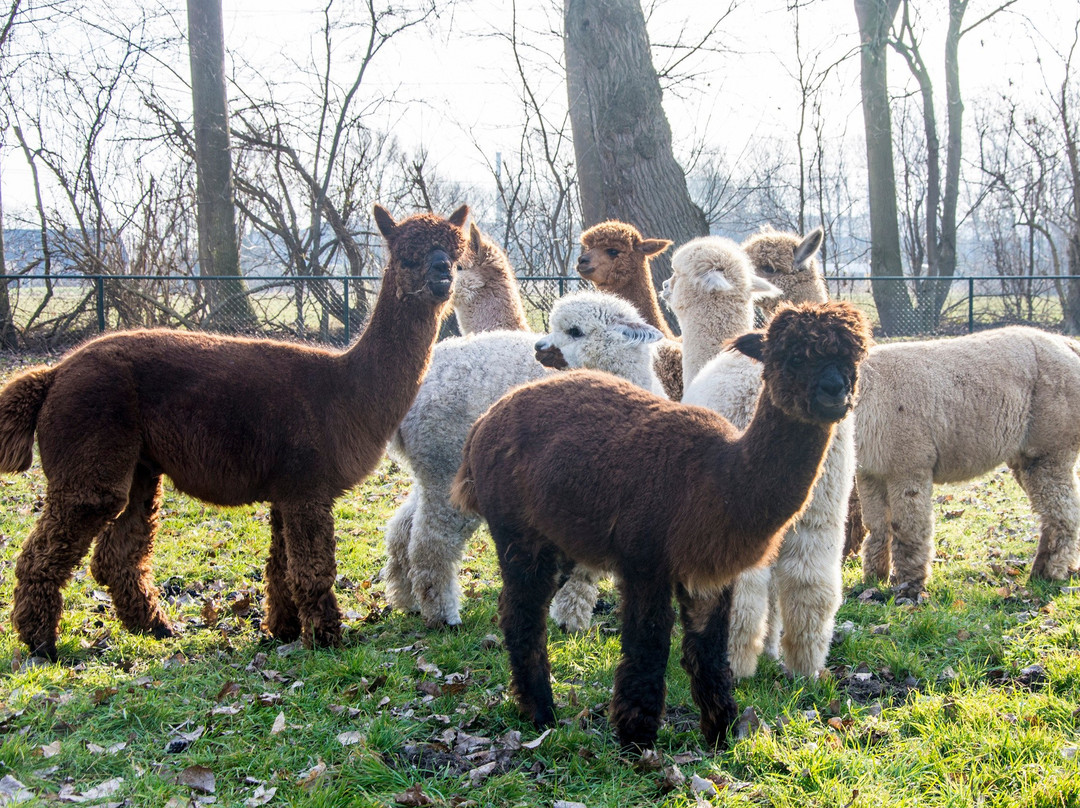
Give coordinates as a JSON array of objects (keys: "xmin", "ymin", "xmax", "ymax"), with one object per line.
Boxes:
[
  {"xmin": 671, "ymin": 232, "xmax": 855, "ymax": 679},
  {"xmin": 383, "ymin": 290, "xmax": 663, "ymax": 628},
  {"xmin": 857, "ymin": 327, "xmax": 1080, "ymax": 591}
]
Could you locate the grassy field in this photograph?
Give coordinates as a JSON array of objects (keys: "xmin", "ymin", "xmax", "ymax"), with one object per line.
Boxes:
[{"xmin": 0, "ymin": 371, "xmax": 1079, "ymax": 806}]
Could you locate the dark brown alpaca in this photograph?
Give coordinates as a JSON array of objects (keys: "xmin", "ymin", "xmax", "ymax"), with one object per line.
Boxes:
[
  {"xmin": 575, "ymin": 221, "xmax": 683, "ymax": 398},
  {"xmin": 451, "ymin": 301, "xmax": 872, "ymax": 752},
  {"xmin": 0, "ymin": 204, "xmax": 469, "ymax": 660}
]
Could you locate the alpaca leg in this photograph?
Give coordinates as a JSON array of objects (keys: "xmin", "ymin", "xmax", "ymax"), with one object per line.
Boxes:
[
  {"xmin": 763, "ymin": 569, "xmax": 781, "ymax": 660},
  {"xmin": 407, "ymin": 490, "xmax": 480, "ymax": 628},
  {"xmin": 885, "ymin": 474, "xmax": 935, "ymax": 592},
  {"xmin": 492, "ymin": 525, "xmax": 559, "ymax": 727},
  {"xmin": 608, "ymin": 575, "xmax": 676, "ymax": 752},
  {"xmin": 857, "ymin": 474, "xmax": 893, "ymax": 583},
  {"xmin": 726, "ymin": 567, "xmax": 770, "ymax": 679},
  {"xmin": 278, "ymin": 501, "xmax": 341, "ymax": 648},
  {"xmin": 677, "ymin": 586, "xmax": 738, "ymax": 750},
  {"xmin": 1019, "ymin": 458, "xmax": 1080, "ymax": 580},
  {"xmin": 844, "ymin": 484, "xmax": 869, "ymax": 559},
  {"xmin": 89, "ymin": 464, "xmax": 172, "ymax": 639},
  {"xmin": 382, "ymin": 488, "xmax": 420, "ymax": 614},
  {"xmin": 13, "ymin": 488, "xmax": 128, "ymax": 659},
  {"xmin": 264, "ymin": 505, "xmax": 301, "ymax": 641},
  {"xmin": 774, "ymin": 523, "xmax": 844, "ymax": 678},
  {"xmin": 549, "ymin": 564, "xmax": 604, "ymax": 633}
]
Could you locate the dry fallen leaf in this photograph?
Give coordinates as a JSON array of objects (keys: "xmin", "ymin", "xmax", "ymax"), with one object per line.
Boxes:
[
  {"xmin": 178, "ymin": 765, "xmax": 216, "ymax": 794},
  {"xmin": 0, "ymin": 774, "xmax": 33, "ymax": 804},
  {"xmin": 336, "ymin": 731, "xmax": 364, "ymax": 746},
  {"xmin": 522, "ymin": 728, "xmax": 552, "ymax": 750},
  {"xmin": 394, "ymin": 783, "xmax": 434, "ymax": 806},
  {"xmin": 40, "ymin": 741, "xmax": 62, "ymax": 759},
  {"xmin": 244, "ymin": 785, "xmax": 277, "ymax": 806},
  {"xmin": 297, "ymin": 760, "xmax": 328, "ymax": 791},
  {"xmin": 271, "ymin": 711, "xmax": 286, "ymax": 735}
]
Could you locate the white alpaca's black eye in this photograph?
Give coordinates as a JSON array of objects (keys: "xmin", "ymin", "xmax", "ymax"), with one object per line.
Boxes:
[
  {"xmin": 606, "ymin": 249, "xmax": 619, "ymax": 258},
  {"xmin": 566, "ymin": 326, "xmax": 585, "ymax": 338}
]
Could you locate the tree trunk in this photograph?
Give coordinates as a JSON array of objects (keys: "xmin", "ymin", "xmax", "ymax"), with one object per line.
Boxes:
[
  {"xmin": 564, "ymin": 0, "xmax": 708, "ymax": 304},
  {"xmin": 855, "ymin": 0, "xmax": 913, "ymax": 336},
  {"xmin": 187, "ymin": 0, "xmax": 255, "ymax": 331},
  {"xmin": 0, "ymin": 154, "xmax": 17, "ymax": 349}
]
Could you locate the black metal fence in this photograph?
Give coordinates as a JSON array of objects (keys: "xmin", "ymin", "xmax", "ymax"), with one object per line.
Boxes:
[{"xmin": 0, "ymin": 273, "xmax": 1073, "ymax": 351}]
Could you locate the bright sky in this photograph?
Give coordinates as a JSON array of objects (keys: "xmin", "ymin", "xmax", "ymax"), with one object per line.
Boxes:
[{"xmin": 1, "ymin": 0, "xmax": 1073, "ymax": 215}]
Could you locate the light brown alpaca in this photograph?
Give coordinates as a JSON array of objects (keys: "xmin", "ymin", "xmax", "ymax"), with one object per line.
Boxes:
[
  {"xmin": 0, "ymin": 204, "xmax": 469, "ymax": 660},
  {"xmin": 575, "ymin": 221, "xmax": 682, "ymax": 398},
  {"xmin": 742, "ymin": 226, "xmax": 829, "ymax": 314},
  {"xmin": 451, "ymin": 224, "xmax": 529, "ymax": 333},
  {"xmin": 452, "ymin": 301, "xmax": 872, "ymax": 752}
]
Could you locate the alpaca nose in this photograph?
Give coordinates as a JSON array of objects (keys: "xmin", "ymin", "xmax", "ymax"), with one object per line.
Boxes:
[
  {"xmin": 577, "ymin": 255, "xmax": 594, "ymax": 275},
  {"xmin": 817, "ymin": 369, "xmax": 846, "ymax": 399},
  {"xmin": 428, "ymin": 251, "xmax": 452, "ymax": 278}
]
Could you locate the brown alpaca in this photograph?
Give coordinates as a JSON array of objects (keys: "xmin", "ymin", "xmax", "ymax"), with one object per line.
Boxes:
[
  {"xmin": 0, "ymin": 204, "xmax": 469, "ymax": 660},
  {"xmin": 451, "ymin": 224, "xmax": 530, "ymax": 334},
  {"xmin": 451, "ymin": 301, "xmax": 872, "ymax": 752},
  {"xmin": 575, "ymin": 221, "xmax": 682, "ymax": 398}
]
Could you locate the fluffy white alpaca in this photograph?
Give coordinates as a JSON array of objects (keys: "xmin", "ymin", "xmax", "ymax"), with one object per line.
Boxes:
[
  {"xmin": 671, "ymin": 232, "xmax": 855, "ymax": 679},
  {"xmin": 383, "ymin": 290, "xmax": 663, "ymax": 628}
]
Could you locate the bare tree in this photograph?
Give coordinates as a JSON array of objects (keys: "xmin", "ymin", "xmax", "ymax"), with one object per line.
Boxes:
[
  {"xmin": 854, "ymin": 0, "xmax": 911, "ymax": 335},
  {"xmin": 564, "ymin": 0, "xmax": 709, "ymax": 297},
  {"xmin": 187, "ymin": 0, "xmax": 254, "ymax": 330}
]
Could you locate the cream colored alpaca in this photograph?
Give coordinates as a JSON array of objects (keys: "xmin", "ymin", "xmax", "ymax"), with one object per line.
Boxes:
[
  {"xmin": 452, "ymin": 224, "xmax": 529, "ymax": 333},
  {"xmin": 673, "ymin": 230, "xmax": 856, "ymax": 678},
  {"xmin": 857, "ymin": 327, "xmax": 1080, "ymax": 591}
]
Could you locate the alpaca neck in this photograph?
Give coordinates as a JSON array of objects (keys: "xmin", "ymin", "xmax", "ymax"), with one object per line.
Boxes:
[
  {"xmin": 342, "ymin": 270, "xmax": 443, "ymax": 459},
  {"xmin": 593, "ymin": 348, "xmax": 663, "ymax": 396},
  {"xmin": 711, "ymin": 394, "xmax": 834, "ymax": 563},
  {"xmin": 680, "ymin": 297, "xmax": 755, "ymax": 385},
  {"xmin": 604, "ymin": 270, "xmax": 676, "ymax": 340},
  {"xmin": 455, "ymin": 271, "xmax": 529, "ymax": 333}
]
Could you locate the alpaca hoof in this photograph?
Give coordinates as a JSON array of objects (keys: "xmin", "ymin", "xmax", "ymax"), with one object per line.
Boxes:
[
  {"xmin": 305, "ymin": 623, "xmax": 343, "ymax": 649},
  {"xmin": 150, "ymin": 622, "xmax": 175, "ymax": 640},
  {"xmin": 32, "ymin": 640, "xmax": 59, "ymax": 663},
  {"xmin": 424, "ymin": 613, "xmax": 462, "ymax": 630},
  {"xmin": 532, "ymin": 705, "xmax": 557, "ymax": 728}
]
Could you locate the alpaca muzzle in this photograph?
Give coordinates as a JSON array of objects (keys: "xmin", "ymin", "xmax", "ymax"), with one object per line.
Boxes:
[
  {"xmin": 811, "ymin": 365, "xmax": 852, "ymax": 421},
  {"xmin": 425, "ymin": 250, "xmax": 455, "ymax": 300},
  {"xmin": 534, "ymin": 337, "xmax": 569, "ymax": 369}
]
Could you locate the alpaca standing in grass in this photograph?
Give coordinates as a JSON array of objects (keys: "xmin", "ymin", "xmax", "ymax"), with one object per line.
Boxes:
[
  {"xmin": 383, "ymin": 291, "xmax": 663, "ymax": 629},
  {"xmin": 0, "ymin": 204, "xmax": 469, "ymax": 660},
  {"xmin": 856, "ymin": 326, "xmax": 1080, "ymax": 591},
  {"xmin": 452, "ymin": 302, "xmax": 872, "ymax": 751},
  {"xmin": 575, "ymin": 221, "xmax": 683, "ymax": 398},
  {"xmin": 672, "ymin": 233, "xmax": 857, "ymax": 678},
  {"xmin": 451, "ymin": 224, "xmax": 529, "ymax": 334}
]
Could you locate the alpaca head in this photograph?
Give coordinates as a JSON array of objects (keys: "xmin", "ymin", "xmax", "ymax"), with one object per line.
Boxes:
[
  {"xmin": 742, "ymin": 226, "xmax": 826, "ymax": 306},
  {"xmin": 732, "ymin": 301, "xmax": 872, "ymax": 424},
  {"xmin": 535, "ymin": 290, "xmax": 663, "ymax": 371},
  {"xmin": 576, "ymin": 221, "xmax": 672, "ymax": 291},
  {"xmin": 453, "ymin": 223, "xmax": 513, "ymax": 302},
  {"xmin": 661, "ymin": 236, "xmax": 782, "ymax": 318},
  {"xmin": 373, "ymin": 204, "xmax": 469, "ymax": 303}
]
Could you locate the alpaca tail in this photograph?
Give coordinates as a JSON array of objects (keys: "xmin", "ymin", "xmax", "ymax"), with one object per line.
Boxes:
[
  {"xmin": 0, "ymin": 365, "xmax": 54, "ymax": 473},
  {"xmin": 449, "ymin": 452, "xmax": 479, "ymax": 516}
]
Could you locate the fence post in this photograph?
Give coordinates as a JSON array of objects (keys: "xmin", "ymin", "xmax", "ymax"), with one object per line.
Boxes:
[
  {"xmin": 96, "ymin": 276, "xmax": 106, "ymax": 332},
  {"xmin": 343, "ymin": 278, "xmax": 350, "ymax": 345},
  {"xmin": 559, "ymin": 276, "xmax": 565, "ymax": 296},
  {"xmin": 967, "ymin": 277, "xmax": 974, "ymax": 334}
]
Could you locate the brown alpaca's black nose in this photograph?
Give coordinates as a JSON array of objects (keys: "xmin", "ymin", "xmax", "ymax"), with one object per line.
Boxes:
[
  {"xmin": 578, "ymin": 255, "xmax": 594, "ymax": 275},
  {"xmin": 426, "ymin": 249, "xmax": 454, "ymax": 300}
]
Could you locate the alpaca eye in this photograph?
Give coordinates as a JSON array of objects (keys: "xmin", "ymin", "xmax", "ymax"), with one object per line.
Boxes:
[
  {"xmin": 566, "ymin": 326, "xmax": 584, "ymax": 339},
  {"xmin": 606, "ymin": 249, "xmax": 619, "ymax": 258},
  {"xmin": 761, "ymin": 264, "xmax": 776, "ymax": 274},
  {"xmin": 788, "ymin": 355, "xmax": 805, "ymax": 368}
]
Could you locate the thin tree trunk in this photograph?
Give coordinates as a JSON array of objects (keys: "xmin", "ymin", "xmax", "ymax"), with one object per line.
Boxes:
[
  {"xmin": 0, "ymin": 152, "xmax": 17, "ymax": 349},
  {"xmin": 564, "ymin": 0, "xmax": 708, "ymax": 309},
  {"xmin": 855, "ymin": 0, "xmax": 914, "ymax": 336},
  {"xmin": 187, "ymin": 0, "xmax": 255, "ymax": 331}
]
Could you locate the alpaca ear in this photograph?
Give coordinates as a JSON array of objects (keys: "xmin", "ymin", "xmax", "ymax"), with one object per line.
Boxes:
[
  {"xmin": 469, "ymin": 222, "xmax": 483, "ymax": 252},
  {"xmin": 612, "ymin": 321, "xmax": 664, "ymax": 345},
  {"xmin": 449, "ymin": 204, "xmax": 470, "ymax": 229},
  {"xmin": 750, "ymin": 275, "xmax": 783, "ymax": 299},
  {"xmin": 701, "ymin": 271, "xmax": 735, "ymax": 293},
  {"xmin": 373, "ymin": 205, "xmax": 397, "ymax": 238},
  {"xmin": 730, "ymin": 331, "xmax": 765, "ymax": 362},
  {"xmin": 637, "ymin": 239, "xmax": 672, "ymax": 257},
  {"xmin": 794, "ymin": 227, "xmax": 824, "ymax": 269}
]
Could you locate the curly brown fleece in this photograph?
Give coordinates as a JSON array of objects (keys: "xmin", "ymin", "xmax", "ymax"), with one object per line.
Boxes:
[{"xmin": 0, "ymin": 204, "xmax": 468, "ymax": 660}]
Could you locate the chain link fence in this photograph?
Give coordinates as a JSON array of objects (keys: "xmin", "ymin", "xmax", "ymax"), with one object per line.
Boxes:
[{"xmin": 0, "ymin": 273, "xmax": 1073, "ymax": 352}]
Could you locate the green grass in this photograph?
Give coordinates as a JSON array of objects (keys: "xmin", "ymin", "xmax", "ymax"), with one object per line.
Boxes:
[{"xmin": 1, "ymin": 378, "xmax": 1079, "ymax": 805}]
